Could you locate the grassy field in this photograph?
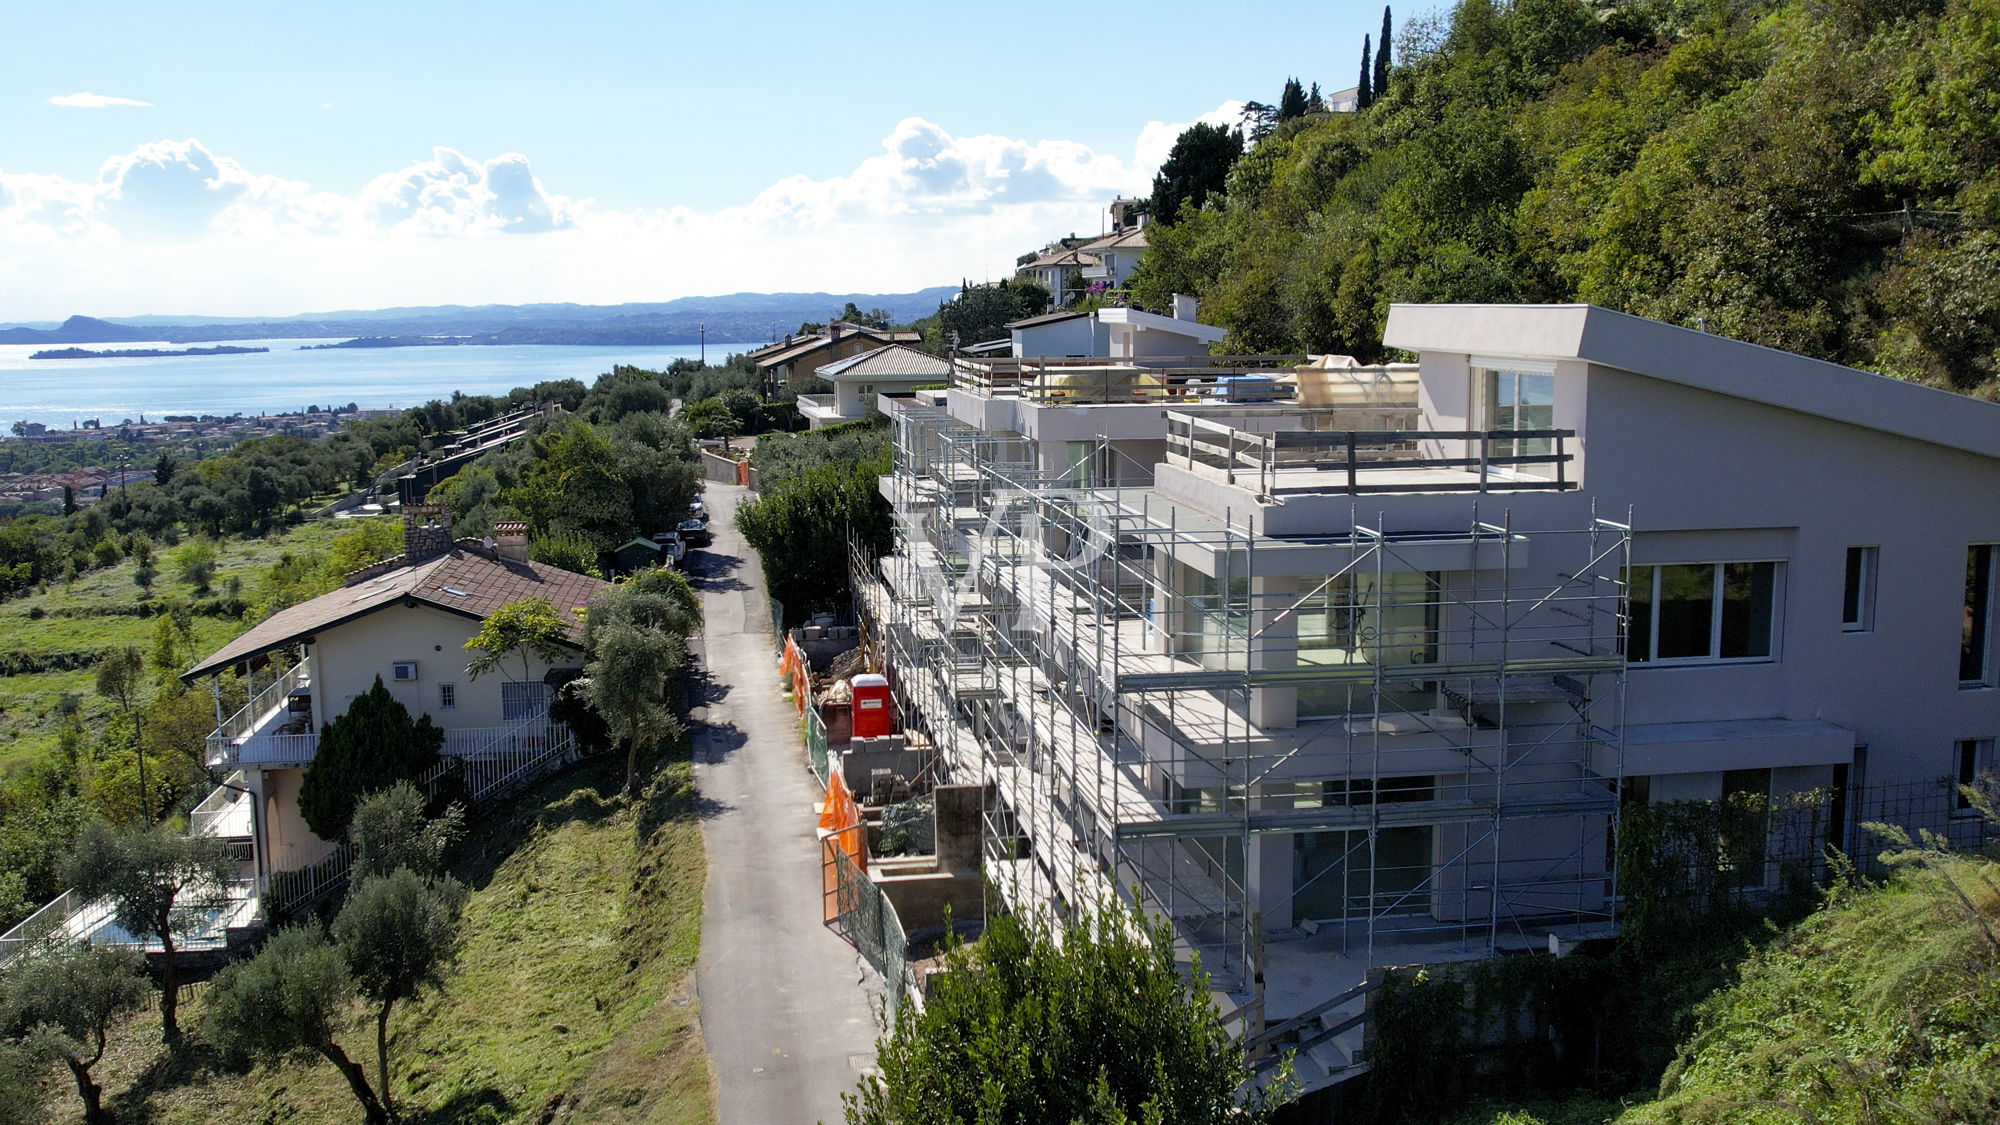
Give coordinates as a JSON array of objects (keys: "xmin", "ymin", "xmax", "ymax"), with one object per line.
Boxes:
[
  {"xmin": 0, "ymin": 519, "xmax": 371, "ymax": 776},
  {"xmin": 83, "ymin": 749, "xmax": 713, "ymax": 1125}
]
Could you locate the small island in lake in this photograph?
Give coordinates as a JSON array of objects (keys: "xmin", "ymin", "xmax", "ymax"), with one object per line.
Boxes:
[
  {"xmin": 29, "ymin": 345, "xmax": 271, "ymax": 360},
  {"xmin": 300, "ymin": 336, "xmax": 472, "ymax": 349}
]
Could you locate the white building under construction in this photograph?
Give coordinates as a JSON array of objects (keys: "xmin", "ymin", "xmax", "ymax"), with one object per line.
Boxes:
[{"xmin": 851, "ymin": 302, "xmax": 2000, "ymax": 1085}]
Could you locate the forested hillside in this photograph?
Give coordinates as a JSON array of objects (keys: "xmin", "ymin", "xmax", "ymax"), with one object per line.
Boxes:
[{"xmin": 1131, "ymin": 0, "xmax": 2000, "ymax": 396}]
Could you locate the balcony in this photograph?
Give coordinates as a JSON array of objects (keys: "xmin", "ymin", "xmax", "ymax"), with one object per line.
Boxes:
[
  {"xmin": 206, "ymin": 657, "xmax": 562, "ymax": 771},
  {"xmin": 1166, "ymin": 410, "xmax": 1577, "ymax": 496},
  {"xmin": 207, "ymin": 658, "xmax": 315, "ymax": 769}
]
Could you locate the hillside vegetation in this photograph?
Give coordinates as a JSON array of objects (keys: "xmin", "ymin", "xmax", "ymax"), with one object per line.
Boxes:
[
  {"xmin": 1132, "ymin": 0, "xmax": 2000, "ymax": 396},
  {"xmin": 83, "ymin": 751, "xmax": 711, "ymax": 1125},
  {"xmin": 1440, "ymin": 831, "xmax": 2000, "ymax": 1125}
]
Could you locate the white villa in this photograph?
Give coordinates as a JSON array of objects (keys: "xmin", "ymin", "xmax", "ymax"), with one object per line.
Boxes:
[
  {"xmin": 180, "ymin": 510, "xmax": 605, "ymax": 886},
  {"xmin": 796, "ymin": 344, "xmax": 951, "ymax": 429},
  {"xmin": 1, "ymin": 509, "xmax": 607, "ymax": 962}
]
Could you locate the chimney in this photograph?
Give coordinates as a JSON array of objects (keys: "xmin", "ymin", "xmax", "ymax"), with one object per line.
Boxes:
[
  {"xmin": 1172, "ymin": 293, "xmax": 1200, "ymax": 321},
  {"xmin": 401, "ymin": 504, "xmax": 454, "ymax": 562},
  {"xmin": 493, "ymin": 520, "xmax": 530, "ymax": 564}
]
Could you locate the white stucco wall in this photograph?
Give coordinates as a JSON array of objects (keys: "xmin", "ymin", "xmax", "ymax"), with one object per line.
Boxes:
[
  {"xmin": 1012, "ymin": 318, "xmax": 1103, "ymax": 358},
  {"xmin": 307, "ymin": 600, "xmax": 582, "ymax": 734}
]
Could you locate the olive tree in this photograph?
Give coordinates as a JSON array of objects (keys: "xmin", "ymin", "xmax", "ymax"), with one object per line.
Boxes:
[
  {"xmin": 0, "ymin": 943, "xmax": 149, "ymax": 1125},
  {"xmin": 575, "ymin": 573, "xmax": 698, "ymax": 795},
  {"xmin": 332, "ymin": 868, "xmax": 469, "ymax": 1113},
  {"xmin": 62, "ymin": 820, "xmax": 233, "ymax": 1047},
  {"xmin": 202, "ymin": 926, "xmax": 390, "ymax": 1124},
  {"xmin": 348, "ymin": 781, "xmax": 464, "ymax": 882}
]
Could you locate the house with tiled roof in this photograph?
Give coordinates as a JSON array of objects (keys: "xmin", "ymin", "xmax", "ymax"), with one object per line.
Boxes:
[
  {"xmin": 753, "ymin": 322, "xmax": 922, "ymax": 397},
  {"xmin": 1077, "ymin": 222, "xmax": 1150, "ymax": 290},
  {"xmin": 179, "ymin": 508, "xmax": 611, "ymax": 886},
  {"xmin": 797, "ymin": 344, "xmax": 951, "ymax": 428},
  {"xmin": 1018, "ymin": 244, "xmax": 1101, "ymax": 307}
]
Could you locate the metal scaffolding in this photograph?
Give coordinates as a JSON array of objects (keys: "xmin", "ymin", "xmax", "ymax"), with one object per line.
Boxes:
[{"xmin": 857, "ymin": 405, "xmax": 1633, "ymax": 996}]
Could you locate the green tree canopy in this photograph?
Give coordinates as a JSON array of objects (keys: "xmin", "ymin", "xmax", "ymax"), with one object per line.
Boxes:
[
  {"xmin": 735, "ymin": 427, "xmax": 893, "ymax": 625},
  {"xmin": 0, "ymin": 943, "xmax": 149, "ymax": 1125},
  {"xmin": 1148, "ymin": 122, "xmax": 1245, "ymax": 227},
  {"xmin": 298, "ymin": 676, "xmax": 444, "ymax": 842},
  {"xmin": 332, "ymin": 868, "xmax": 469, "ymax": 1112},
  {"xmin": 1280, "ymin": 76, "xmax": 1310, "ymax": 120},
  {"xmin": 845, "ymin": 903, "xmax": 1284, "ymax": 1125},
  {"xmin": 464, "ymin": 595, "xmax": 573, "ymax": 685},
  {"xmin": 202, "ymin": 925, "xmax": 391, "ymax": 1124},
  {"xmin": 61, "ymin": 820, "xmax": 232, "ymax": 1046},
  {"xmin": 348, "ymin": 781, "xmax": 465, "ymax": 882},
  {"xmin": 925, "ymin": 280, "xmax": 1052, "ymax": 351},
  {"xmin": 579, "ymin": 619, "xmax": 682, "ymax": 797}
]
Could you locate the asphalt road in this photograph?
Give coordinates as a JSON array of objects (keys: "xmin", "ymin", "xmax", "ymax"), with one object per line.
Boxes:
[{"xmin": 690, "ymin": 483, "xmax": 881, "ymax": 1125}]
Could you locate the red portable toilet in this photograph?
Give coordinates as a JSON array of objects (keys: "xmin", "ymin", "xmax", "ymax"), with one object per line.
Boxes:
[{"xmin": 850, "ymin": 674, "xmax": 892, "ymax": 739}]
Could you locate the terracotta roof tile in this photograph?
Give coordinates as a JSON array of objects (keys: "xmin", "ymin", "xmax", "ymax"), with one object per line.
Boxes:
[{"xmin": 182, "ymin": 548, "xmax": 610, "ymax": 682}]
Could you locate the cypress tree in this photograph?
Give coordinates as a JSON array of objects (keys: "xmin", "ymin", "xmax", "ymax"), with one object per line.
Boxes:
[
  {"xmin": 1375, "ymin": 7, "xmax": 1393, "ymax": 98},
  {"xmin": 1358, "ymin": 36, "xmax": 1374, "ymax": 109}
]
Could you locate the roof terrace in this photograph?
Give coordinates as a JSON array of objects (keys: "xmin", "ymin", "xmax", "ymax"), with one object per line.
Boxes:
[{"xmin": 1166, "ymin": 409, "xmax": 1577, "ymax": 496}]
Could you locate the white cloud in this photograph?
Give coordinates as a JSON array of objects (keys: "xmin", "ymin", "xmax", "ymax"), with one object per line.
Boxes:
[
  {"xmin": 1135, "ymin": 102, "xmax": 1247, "ymax": 180},
  {"xmin": 0, "ymin": 105, "xmax": 1237, "ymax": 317},
  {"xmin": 49, "ymin": 92, "xmax": 151, "ymax": 108}
]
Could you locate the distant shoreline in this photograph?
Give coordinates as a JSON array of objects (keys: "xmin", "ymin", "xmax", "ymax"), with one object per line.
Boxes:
[{"xmin": 30, "ymin": 345, "xmax": 272, "ymax": 360}]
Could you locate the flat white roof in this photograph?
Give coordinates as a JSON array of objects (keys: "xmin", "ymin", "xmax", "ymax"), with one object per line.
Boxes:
[
  {"xmin": 1384, "ymin": 303, "xmax": 2000, "ymax": 461},
  {"xmin": 1096, "ymin": 306, "xmax": 1227, "ymax": 344}
]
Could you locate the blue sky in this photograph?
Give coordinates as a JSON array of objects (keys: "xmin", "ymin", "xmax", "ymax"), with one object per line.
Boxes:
[{"xmin": 0, "ymin": 0, "xmax": 1393, "ymax": 318}]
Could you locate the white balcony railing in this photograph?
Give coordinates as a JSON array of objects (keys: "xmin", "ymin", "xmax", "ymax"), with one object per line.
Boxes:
[{"xmin": 207, "ymin": 657, "xmax": 312, "ymax": 769}]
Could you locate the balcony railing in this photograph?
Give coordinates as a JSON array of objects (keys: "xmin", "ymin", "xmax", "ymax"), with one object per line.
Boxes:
[
  {"xmin": 796, "ymin": 393, "xmax": 842, "ymax": 417},
  {"xmin": 951, "ymin": 356, "xmax": 1309, "ymax": 405},
  {"xmin": 1167, "ymin": 411, "xmax": 1577, "ymax": 496}
]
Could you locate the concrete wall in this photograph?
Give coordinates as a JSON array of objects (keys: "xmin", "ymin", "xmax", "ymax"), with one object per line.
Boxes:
[
  {"xmin": 256, "ymin": 766, "xmax": 342, "ymax": 875},
  {"xmin": 1581, "ymin": 365, "xmax": 2000, "ymax": 791},
  {"xmin": 872, "ymin": 864, "xmax": 984, "ymax": 934},
  {"xmin": 833, "ymin": 375, "xmax": 936, "ymax": 417},
  {"xmin": 700, "ymin": 450, "xmax": 740, "ymax": 484}
]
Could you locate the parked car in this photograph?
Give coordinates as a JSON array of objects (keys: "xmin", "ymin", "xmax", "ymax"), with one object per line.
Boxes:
[
  {"xmin": 677, "ymin": 518, "xmax": 713, "ymax": 548},
  {"xmin": 689, "ymin": 498, "xmax": 707, "ymax": 522},
  {"xmin": 653, "ymin": 530, "xmax": 687, "ymax": 569}
]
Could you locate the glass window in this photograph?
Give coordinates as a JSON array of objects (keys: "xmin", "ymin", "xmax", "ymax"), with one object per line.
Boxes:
[
  {"xmin": 1626, "ymin": 562, "xmax": 1780, "ymax": 664},
  {"xmin": 1963, "ymin": 545, "xmax": 1994, "ymax": 686},
  {"xmin": 1185, "ymin": 565, "xmax": 1249, "ymax": 672},
  {"xmin": 439, "ymin": 682, "xmax": 457, "ymax": 711},
  {"xmin": 501, "ymin": 681, "xmax": 549, "ymax": 722},
  {"xmin": 1842, "ymin": 546, "xmax": 1877, "ymax": 632},
  {"xmin": 1655, "ymin": 564, "xmax": 1716, "ymax": 659},
  {"xmin": 1956, "ymin": 738, "xmax": 1994, "ymax": 811},
  {"xmin": 1478, "ymin": 369, "xmax": 1557, "ymax": 479}
]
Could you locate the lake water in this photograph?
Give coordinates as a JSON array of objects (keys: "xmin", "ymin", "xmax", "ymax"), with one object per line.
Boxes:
[{"xmin": 0, "ymin": 339, "xmax": 759, "ymax": 429}]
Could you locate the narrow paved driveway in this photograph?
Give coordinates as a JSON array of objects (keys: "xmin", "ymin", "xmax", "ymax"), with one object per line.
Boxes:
[{"xmin": 691, "ymin": 483, "xmax": 880, "ymax": 1125}]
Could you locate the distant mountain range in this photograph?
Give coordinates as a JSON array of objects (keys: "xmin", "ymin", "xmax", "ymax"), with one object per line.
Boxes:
[{"xmin": 0, "ymin": 288, "xmax": 961, "ymax": 347}]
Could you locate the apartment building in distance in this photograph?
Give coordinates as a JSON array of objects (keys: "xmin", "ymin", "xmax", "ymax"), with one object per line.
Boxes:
[{"xmin": 853, "ymin": 301, "xmax": 2000, "ymax": 1086}]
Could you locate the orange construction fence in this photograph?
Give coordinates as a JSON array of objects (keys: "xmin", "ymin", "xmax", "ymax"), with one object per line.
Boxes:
[{"xmin": 780, "ymin": 634, "xmax": 811, "ymax": 713}]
